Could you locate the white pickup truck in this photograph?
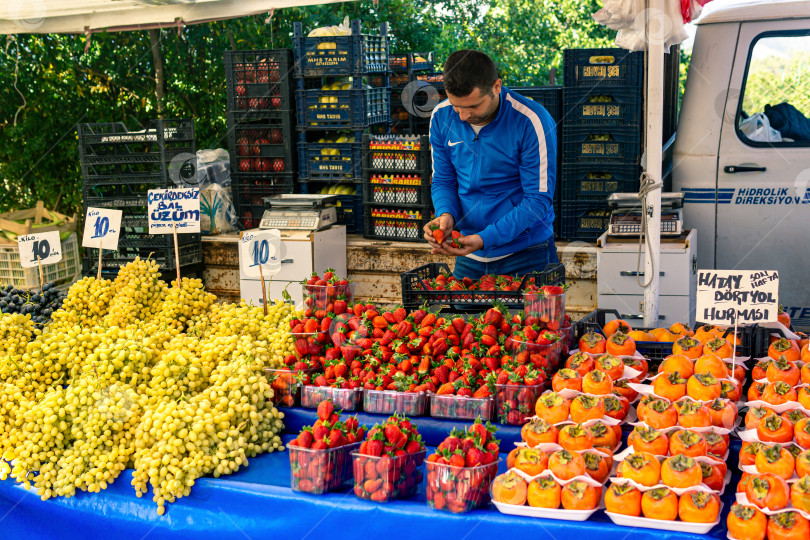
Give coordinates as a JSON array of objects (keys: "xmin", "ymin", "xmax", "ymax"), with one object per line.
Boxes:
[{"xmin": 674, "ymin": 0, "xmax": 810, "ymax": 328}]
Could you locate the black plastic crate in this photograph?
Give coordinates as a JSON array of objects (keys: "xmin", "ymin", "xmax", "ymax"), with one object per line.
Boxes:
[
  {"xmin": 293, "ymin": 20, "xmax": 389, "ymax": 77},
  {"xmin": 511, "ymin": 86, "xmax": 562, "ymax": 124},
  {"xmin": 232, "ymin": 173, "xmax": 296, "ymax": 207},
  {"xmin": 563, "ymin": 87, "xmax": 643, "ymax": 128},
  {"xmin": 364, "ymin": 134, "xmax": 430, "ymax": 172},
  {"xmin": 559, "ymin": 202, "xmax": 612, "ymax": 241},
  {"xmin": 85, "ymin": 242, "xmax": 202, "ymax": 271},
  {"xmin": 401, "ymin": 262, "xmax": 566, "ymax": 310},
  {"xmin": 362, "ymin": 172, "xmax": 431, "ymax": 208},
  {"xmin": 389, "ymin": 72, "xmax": 412, "ymax": 89},
  {"xmin": 390, "ymin": 52, "xmax": 434, "ymax": 72},
  {"xmin": 564, "ymin": 48, "xmax": 643, "ymax": 89},
  {"xmin": 297, "ymin": 137, "xmax": 363, "ymax": 181},
  {"xmin": 562, "ymin": 127, "xmax": 641, "ymax": 165},
  {"xmin": 296, "ymin": 84, "xmax": 390, "ymax": 129},
  {"xmin": 363, "ymin": 206, "xmax": 431, "ymax": 242},
  {"xmin": 227, "ymin": 112, "xmax": 295, "ymax": 173},
  {"xmin": 335, "ymin": 194, "xmax": 364, "ymax": 234},
  {"xmin": 224, "ymin": 49, "xmax": 294, "ymax": 113},
  {"xmin": 561, "ymin": 162, "xmax": 641, "ymax": 200}
]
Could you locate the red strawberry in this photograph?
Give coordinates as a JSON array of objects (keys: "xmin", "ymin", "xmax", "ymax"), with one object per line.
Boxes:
[
  {"xmin": 466, "ymin": 447, "xmax": 485, "ymax": 467},
  {"xmin": 311, "ymin": 439, "xmax": 328, "ymax": 450},
  {"xmin": 297, "ymin": 429, "xmax": 313, "ymax": 448},
  {"xmin": 405, "ymin": 438, "xmax": 422, "ymax": 453},
  {"xmin": 367, "ymin": 437, "xmax": 384, "ymax": 457},
  {"xmin": 317, "ymin": 400, "xmax": 334, "ymax": 421},
  {"xmin": 448, "ymin": 451, "xmax": 465, "ymax": 467},
  {"xmin": 384, "ymin": 423, "xmax": 402, "ymax": 445}
]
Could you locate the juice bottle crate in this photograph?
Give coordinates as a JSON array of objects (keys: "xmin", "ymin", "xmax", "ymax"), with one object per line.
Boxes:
[
  {"xmin": 559, "ymin": 201, "xmax": 612, "ymax": 241},
  {"xmin": 560, "ymin": 162, "xmax": 641, "ymax": 200},
  {"xmin": 563, "ymin": 48, "xmax": 643, "ymax": 89},
  {"xmin": 227, "ymin": 112, "xmax": 296, "ymax": 170},
  {"xmin": 296, "ymin": 130, "xmax": 363, "ymax": 181},
  {"xmin": 224, "ymin": 49, "xmax": 295, "ymax": 113},
  {"xmin": 563, "ymin": 86, "xmax": 643, "ymax": 128},
  {"xmin": 296, "ymin": 82, "xmax": 390, "ymax": 130},
  {"xmin": 0, "ymin": 233, "xmax": 81, "ymax": 289},
  {"xmin": 562, "ymin": 126, "xmax": 641, "ymax": 165},
  {"xmin": 363, "ymin": 134, "xmax": 430, "ymax": 172},
  {"xmin": 389, "ymin": 52, "xmax": 434, "ymax": 73},
  {"xmin": 293, "ymin": 20, "xmax": 389, "ymax": 77},
  {"xmin": 362, "ymin": 172, "xmax": 431, "ymax": 208},
  {"xmin": 363, "ymin": 206, "xmax": 431, "ymax": 242}
]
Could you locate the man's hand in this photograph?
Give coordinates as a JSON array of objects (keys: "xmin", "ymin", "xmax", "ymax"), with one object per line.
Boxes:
[
  {"xmin": 442, "ymin": 234, "xmax": 484, "ymax": 256},
  {"xmin": 424, "ymin": 213, "xmax": 455, "ymax": 253}
]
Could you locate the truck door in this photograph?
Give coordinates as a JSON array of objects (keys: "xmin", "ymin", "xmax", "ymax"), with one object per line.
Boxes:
[{"xmin": 717, "ymin": 23, "xmax": 810, "ymax": 327}]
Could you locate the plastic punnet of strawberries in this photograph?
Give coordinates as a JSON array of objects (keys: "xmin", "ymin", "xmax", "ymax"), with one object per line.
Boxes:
[
  {"xmin": 302, "ymin": 268, "xmax": 354, "ymax": 312},
  {"xmin": 425, "ymin": 418, "xmax": 501, "ymax": 513},
  {"xmin": 288, "ymin": 400, "xmax": 365, "ymax": 494},
  {"xmin": 352, "ymin": 414, "xmax": 426, "ymax": 502}
]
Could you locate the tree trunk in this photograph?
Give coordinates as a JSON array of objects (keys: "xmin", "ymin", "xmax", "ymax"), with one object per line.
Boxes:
[{"xmin": 148, "ymin": 29, "xmax": 165, "ymax": 117}]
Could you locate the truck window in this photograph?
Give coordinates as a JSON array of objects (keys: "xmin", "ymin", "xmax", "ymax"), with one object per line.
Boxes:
[{"xmin": 736, "ymin": 32, "xmax": 810, "ymax": 147}]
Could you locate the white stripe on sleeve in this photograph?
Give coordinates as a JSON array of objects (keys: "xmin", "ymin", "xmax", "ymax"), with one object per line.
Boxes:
[
  {"xmin": 429, "ymin": 99, "xmax": 453, "ymax": 179},
  {"xmin": 505, "ymin": 94, "xmax": 549, "ymax": 193}
]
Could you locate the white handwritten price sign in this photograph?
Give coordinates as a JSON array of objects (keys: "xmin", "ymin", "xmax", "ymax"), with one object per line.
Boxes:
[
  {"xmin": 240, "ymin": 229, "xmax": 282, "ymax": 278},
  {"xmin": 82, "ymin": 208, "xmax": 122, "ymax": 250},
  {"xmin": 697, "ymin": 270, "xmax": 779, "ymax": 325},
  {"xmin": 148, "ymin": 188, "xmax": 201, "ymax": 234},
  {"xmin": 18, "ymin": 231, "xmax": 62, "ymax": 268}
]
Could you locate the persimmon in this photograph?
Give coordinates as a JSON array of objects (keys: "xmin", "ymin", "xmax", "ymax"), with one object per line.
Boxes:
[
  {"xmin": 803, "ymin": 361, "xmax": 810, "ymax": 385},
  {"xmin": 783, "ymin": 408, "xmax": 808, "ymax": 425},
  {"xmin": 492, "ymin": 471, "xmax": 528, "ymax": 505},
  {"xmin": 570, "ymin": 394, "xmax": 606, "ymax": 423},
  {"xmin": 795, "ymin": 418, "xmax": 810, "ymax": 449},
  {"xmin": 605, "ymin": 483, "xmax": 641, "ymax": 516},
  {"xmin": 720, "ymin": 379, "xmax": 742, "ymax": 402},
  {"xmin": 548, "ymin": 449, "xmax": 585, "ymax": 481},
  {"xmin": 639, "ymin": 398, "xmax": 678, "ymax": 430},
  {"xmin": 628, "ymin": 425, "xmax": 669, "ymax": 456},
  {"xmin": 703, "ymin": 336, "xmax": 733, "ymax": 359},
  {"xmin": 581, "ymin": 370, "xmax": 613, "ymax": 395},
  {"xmin": 766, "ymin": 358, "xmax": 801, "ymax": 386},
  {"xmin": 769, "ymin": 338, "xmax": 800, "ymax": 362},
  {"xmin": 622, "ymin": 356, "xmax": 648, "ymax": 381},
  {"xmin": 636, "ymin": 394, "xmax": 655, "ymax": 417},
  {"xmin": 755, "ymin": 444, "xmax": 796, "ymax": 480},
  {"xmin": 730, "ymin": 362, "xmax": 746, "ymax": 382},
  {"xmin": 686, "ymin": 373, "xmax": 722, "ymax": 401},
  {"xmin": 526, "ymin": 476, "xmax": 561, "ymax": 508},
  {"xmin": 558, "ymin": 423, "xmax": 594, "ymax": 452},
  {"xmin": 738, "ymin": 472, "xmax": 754, "ymax": 493},
  {"xmin": 676, "ymin": 400, "xmax": 712, "ymax": 429},
  {"xmin": 703, "ymin": 431, "xmax": 729, "ymax": 458},
  {"xmin": 798, "ymin": 450, "xmax": 810, "ymax": 478},
  {"xmin": 760, "ymin": 381, "xmax": 798, "ymax": 406},
  {"xmin": 566, "ymin": 352, "xmax": 595, "ymax": 377},
  {"xmin": 692, "ymin": 330, "xmax": 716, "ymax": 345},
  {"xmin": 578, "ymin": 332, "xmax": 606, "ymax": 355},
  {"xmin": 641, "ymin": 487, "xmax": 678, "ymax": 520},
  {"xmin": 628, "ymin": 330, "xmax": 654, "ymax": 342},
  {"xmin": 798, "ymin": 386, "xmax": 810, "ymax": 410},
  {"xmin": 766, "ymin": 511, "xmax": 810, "ymax": 540},
  {"xmin": 678, "ymin": 491, "xmax": 720, "ymax": 523},
  {"xmin": 740, "ymin": 442, "xmax": 766, "ymax": 467},
  {"xmin": 606, "ymin": 332, "xmax": 636, "ymax": 356},
  {"xmin": 658, "ymin": 354, "xmax": 695, "ymax": 379},
  {"xmin": 746, "ymin": 473, "xmax": 790, "ymax": 511},
  {"xmin": 669, "ymin": 429, "xmax": 708, "ymax": 458},
  {"xmin": 583, "ymin": 451, "xmax": 610, "ymax": 483},
  {"xmin": 612, "ymin": 379, "xmax": 639, "ymax": 402},
  {"xmin": 661, "ymin": 454, "xmax": 702, "ymax": 488},
  {"xmin": 602, "ymin": 394, "xmax": 629, "ymax": 422},
  {"xmin": 778, "ymin": 309, "xmax": 792, "ymax": 328},
  {"xmin": 619, "ymin": 451, "xmax": 661, "ymax": 487},
  {"xmin": 586, "ymin": 420, "xmax": 617, "ymax": 450},
  {"xmin": 727, "ymin": 503, "xmax": 767, "ymax": 540},
  {"xmin": 670, "ymin": 322, "xmax": 694, "ymax": 337},
  {"xmin": 652, "ymin": 328, "xmax": 679, "ymax": 343},
  {"xmin": 752, "ymin": 360, "xmax": 771, "ymax": 382},
  {"xmin": 603, "ymin": 319, "xmax": 631, "ymax": 337},
  {"xmin": 515, "ymin": 447, "xmax": 549, "ymax": 477},
  {"xmin": 700, "ymin": 462, "xmax": 725, "ymax": 491},
  {"xmin": 790, "ymin": 476, "xmax": 810, "ymax": 512},
  {"xmin": 552, "ymin": 368, "xmax": 583, "ymax": 393},
  {"xmin": 654, "ymin": 372, "xmax": 687, "ymax": 402},
  {"xmin": 561, "ymin": 480, "xmax": 601, "ymax": 510},
  {"xmin": 707, "ymin": 398, "xmax": 738, "ymax": 429},
  {"xmin": 693, "ymin": 353, "xmax": 728, "ymax": 379},
  {"xmin": 757, "ymin": 415, "xmax": 794, "ymax": 444},
  {"xmin": 521, "ymin": 418, "xmax": 558, "ymax": 447},
  {"xmin": 673, "ymin": 336, "xmax": 703, "ymax": 360},
  {"xmin": 748, "ymin": 382, "xmax": 767, "ymax": 402},
  {"xmin": 535, "ymin": 391, "xmax": 570, "ymax": 424},
  {"xmin": 507, "ymin": 447, "xmax": 519, "ymax": 469},
  {"xmin": 595, "ymin": 354, "xmax": 625, "ymax": 381}
]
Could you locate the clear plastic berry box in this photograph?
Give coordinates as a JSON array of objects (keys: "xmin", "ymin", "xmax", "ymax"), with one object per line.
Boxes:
[
  {"xmin": 494, "ymin": 383, "xmax": 545, "ymax": 425},
  {"xmin": 523, "ymin": 290, "xmax": 565, "ymax": 327},
  {"xmin": 264, "ymin": 367, "xmax": 316, "ymax": 407},
  {"xmin": 289, "ymin": 442, "xmax": 362, "ymax": 495},
  {"xmin": 425, "ymin": 460, "xmax": 500, "ymax": 513},
  {"xmin": 506, "ymin": 336, "xmax": 564, "ymax": 372},
  {"xmin": 301, "ymin": 385, "xmax": 363, "ymax": 411},
  {"xmin": 429, "ymin": 394, "xmax": 493, "ymax": 421},
  {"xmin": 352, "ymin": 450, "xmax": 426, "ymax": 502},
  {"xmin": 302, "ymin": 282, "xmax": 355, "ymax": 310},
  {"xmin": 363, "ymin": 389, "xmax": 427, "ymax": 416}
]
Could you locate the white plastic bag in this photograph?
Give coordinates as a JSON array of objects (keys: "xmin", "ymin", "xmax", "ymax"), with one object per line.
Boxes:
[
  {"xmin": 740, "ymin": 113, "xmax": 783, "ymax": 143},
  {"xmin": 307, "ymin": 16, "xmax": 352, "ymax": 37}
]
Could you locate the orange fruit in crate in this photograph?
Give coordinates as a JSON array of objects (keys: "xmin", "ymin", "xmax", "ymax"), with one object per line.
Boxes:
[
  {"xmin": 766, "ymin": 358, "xmax": 800, "ymax": 385},
  {"xmin": 603, "ymin": 319, "xmax": 632, "ymax": 337},
  {"xmin": 629, "ymin": 330, "xmax": 655, "ymax": 342},
  {"xmin": 535, "ymin": 391, "xmax": 570, "ymax": 424},
  {"xmin": 639, "ymin": 398, "xmax": 678, "ymax": 430},
  {"xmin": 606, "ymin": 331, "xmax": 636, "ymax": 356},
  {"xmin": 578, "ymin": 332, "xmax": 606, "ymax": 354},
  {"xmin": 769, "ymin": 338, "xmax": 800, "ymax": 362},
  {"xmin": 760, "ymin": 381, "xmax": 798, "ymax": 406},
  {"xmin": 651, "ymin": 328, "xmax": 679, "ymax": 342},
  {"xmin": 658, "ymin": 354, "xmax": 694, "ymax": 379},
  {"xmin": 673, "ymin": 336, "xmax": 703, "ymax": 359},
  {"xmin": 670, "ymin": 322, "xmax": 694, "ymax": 337},
  {"xmin": 521, "ymin": 418, "xmax": 558, "ymax": 447},
  {"xmin": 566, "ymin": 352, "xmax": 595, "ymax": 377}
]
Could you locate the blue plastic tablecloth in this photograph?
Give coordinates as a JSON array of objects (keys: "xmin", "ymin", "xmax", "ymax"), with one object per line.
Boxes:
[{"xmin": 0, "ymin": 409, "xmax": 741, "ymax": 540}]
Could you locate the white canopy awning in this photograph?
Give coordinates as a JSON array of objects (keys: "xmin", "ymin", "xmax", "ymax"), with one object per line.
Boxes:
[{"xmin": 0, "ymin": 0, "xmax": 354, "ymax": 34}]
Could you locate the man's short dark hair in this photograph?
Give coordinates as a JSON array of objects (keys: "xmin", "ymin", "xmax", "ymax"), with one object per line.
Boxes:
[{"xmin": 442, "ymin": 50, "xmax": 499, "ymax": 97}]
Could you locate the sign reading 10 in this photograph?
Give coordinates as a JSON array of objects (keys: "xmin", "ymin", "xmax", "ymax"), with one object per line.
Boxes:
[{"xmin": 249, "ymin": 238, "xmax": 275, "ymax": 268}]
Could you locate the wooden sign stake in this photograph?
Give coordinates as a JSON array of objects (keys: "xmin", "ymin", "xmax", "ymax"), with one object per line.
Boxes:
[
  {"xmin": 258, "ymin": 262, "xmax": 268, "ymax": 316},
  {"xmin": 97, "ymin": 240, "xmax": 103, "ymax": 281},
  {"xmin": 173, "ymin": 224, "xmax": 181, "ymax": 286},
  {"xmin": 37, "ymin": 256, "xmax": 44, "ymax": 293}
]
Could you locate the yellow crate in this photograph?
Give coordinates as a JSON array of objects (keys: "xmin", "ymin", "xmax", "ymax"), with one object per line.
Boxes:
[{"xmin": 0, "ymin": 233, "xmax": 80, "ymax": 289}]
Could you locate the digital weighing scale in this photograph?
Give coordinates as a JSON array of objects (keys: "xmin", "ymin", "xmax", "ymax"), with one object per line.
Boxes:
[
  {"xmin": 258, "ymin": 194, "xmax": 338, "ymax": 231},
  {"xmin": 606, "ymin": 193, "xmax": 685, "ymax": 237}
]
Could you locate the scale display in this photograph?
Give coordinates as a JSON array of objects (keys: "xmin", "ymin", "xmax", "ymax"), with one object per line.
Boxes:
[
  {"xmin": 259, "ymin": 208, "xmax": 336, "ymax": 231},
  {"xmin": 608, "ymin": 210, "xmax": 683, "ymax": 237}
]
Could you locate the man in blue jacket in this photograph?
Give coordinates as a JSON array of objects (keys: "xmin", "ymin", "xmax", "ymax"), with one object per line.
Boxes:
[{"xmin": 423, "ymin": 50, "xmax": 558, "ymax": 279}]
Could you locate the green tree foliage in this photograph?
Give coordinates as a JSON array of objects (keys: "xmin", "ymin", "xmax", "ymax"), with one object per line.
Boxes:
[
  {"xmin": 0, "ymin": 0, "xmax": 618, "ymax": 218},
  {"xmin": 742, "ymin": 52, "xmax": 810, "ymax": 118}
]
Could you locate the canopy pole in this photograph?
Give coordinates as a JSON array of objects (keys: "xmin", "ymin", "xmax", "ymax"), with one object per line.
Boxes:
[{"xmin": 643, "ymin": 0, "xmax": 665, "ymax": 328}]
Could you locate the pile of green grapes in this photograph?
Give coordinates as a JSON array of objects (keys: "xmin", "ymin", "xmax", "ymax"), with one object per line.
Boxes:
[{"xmin": 0, "ymin": 257, "xmax": 300, "ymax": 514}]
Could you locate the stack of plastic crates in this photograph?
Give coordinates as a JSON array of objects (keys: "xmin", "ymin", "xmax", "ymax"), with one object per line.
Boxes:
[
  {"xmin": 293, "ymin": 19, "xmax": 391, "ymax": 234},
  {"xmin": 78, "ymin": 119, "xmax": 202, "ymax": 274},
  {"xmin": 224, "ymin": 49, "xmax": 297, "ymax": 230},
  {"xmin": 361, "ymin": 134, "xmax": 432, "ymax": 242},
  {"xmin": 387, "ymin": 52, "xmax": 435, "ymax": 135}
]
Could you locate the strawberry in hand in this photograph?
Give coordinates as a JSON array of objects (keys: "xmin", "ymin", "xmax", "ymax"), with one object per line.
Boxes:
[{"xmin": 430, "ymin": 223, "xmax": 445, "ymax": 244}]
